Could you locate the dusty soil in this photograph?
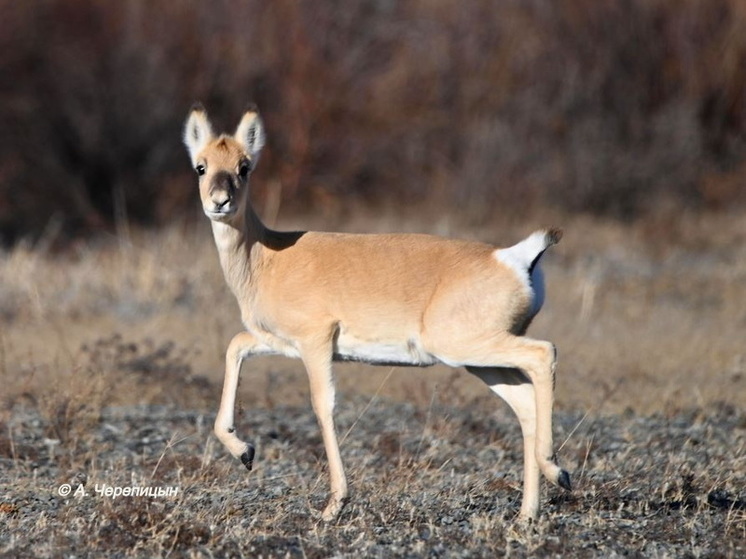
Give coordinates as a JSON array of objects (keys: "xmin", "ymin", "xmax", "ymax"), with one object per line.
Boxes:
[{"xmin": 1, "ymin": 394, "xmax": 744, "ymax": 558}]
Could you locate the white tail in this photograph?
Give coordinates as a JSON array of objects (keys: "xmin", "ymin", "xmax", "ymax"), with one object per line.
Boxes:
[{"xmin": 183, "ymin": 105, "xmax": 570, "ymax": 521}]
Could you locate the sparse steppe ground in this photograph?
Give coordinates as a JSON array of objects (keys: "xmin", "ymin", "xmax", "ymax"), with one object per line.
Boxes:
[{"xmin": 0, "ymin": 210, "xmax": 745, "ymax": 557}]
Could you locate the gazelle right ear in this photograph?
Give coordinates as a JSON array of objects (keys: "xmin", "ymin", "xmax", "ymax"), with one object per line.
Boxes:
[{"xmin": 184, "ymin": 103, "xmax": 214, "ymax": 165}]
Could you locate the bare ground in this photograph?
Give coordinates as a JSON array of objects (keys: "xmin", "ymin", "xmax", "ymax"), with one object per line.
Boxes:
[{"xmin": 1, "ymin": 395, "xmax": 744, "ymax": 558}]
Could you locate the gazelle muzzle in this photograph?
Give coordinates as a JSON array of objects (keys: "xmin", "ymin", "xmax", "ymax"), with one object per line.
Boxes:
[{"xmin": 208, "ymin": 170, "xmax": 237, "ymax": 213}]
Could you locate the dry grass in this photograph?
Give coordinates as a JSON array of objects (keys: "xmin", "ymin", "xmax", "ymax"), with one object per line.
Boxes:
[
  {"xmin": 1, "ymin": 209, "xmax": 743, "ymax": 413},
  {"xmin": 1, "ymin": 210, "xmax": 745, "ymax": 556}
]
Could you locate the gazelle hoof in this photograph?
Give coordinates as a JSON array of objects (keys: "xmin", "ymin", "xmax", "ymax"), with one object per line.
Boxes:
[
  {"xmin": 321, "ymin": 503, "xmax": 342, "ymax": 522},
  {"xmin": 320, "ymin": 496, "xmax": 347, "ymax": 522},
  {"xmin": 558, "ymin": 469, "xmax": 572, "ymax": 491},
  {"xmin": 240, "ymin": 445, "xmax": 255, "ymax": 471}
]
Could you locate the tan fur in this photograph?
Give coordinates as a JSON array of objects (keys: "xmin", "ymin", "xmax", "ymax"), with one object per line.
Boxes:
[{"xmin": 183, "ymin": 106, "xmax": 570, "ymax": 521}]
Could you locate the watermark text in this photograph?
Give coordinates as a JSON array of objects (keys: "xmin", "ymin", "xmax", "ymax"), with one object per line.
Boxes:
[{"xmin": 57, "ymin": 483, "xmax": 179, "ymax": 499}]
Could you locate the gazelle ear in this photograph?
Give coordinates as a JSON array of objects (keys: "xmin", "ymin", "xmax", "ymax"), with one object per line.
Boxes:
[
  {"xmin": 234, "ymin": 105, "xmax": 266, "ymax": 164},
  {"xmin": 184, "ymin": 103, "xmax": 214, "ymax": 165}
]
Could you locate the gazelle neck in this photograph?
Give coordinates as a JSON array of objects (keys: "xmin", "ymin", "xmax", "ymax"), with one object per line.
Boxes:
[
  {"xmin": 210, "ymin": 201, "xmax": 305, "ymax": 296},
  {"xmin": 210, "ymin": 202, "xmax": 266, "ymax": 295}
]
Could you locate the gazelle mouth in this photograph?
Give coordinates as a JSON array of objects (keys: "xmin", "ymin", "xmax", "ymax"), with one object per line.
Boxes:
[{"xmin": 205, "ymin": 206, "xmax": 237, "ymax": 220}]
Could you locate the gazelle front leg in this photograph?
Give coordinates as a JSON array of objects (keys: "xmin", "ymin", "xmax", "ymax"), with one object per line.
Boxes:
[
  {"xmin": 214, "ymin": 331, "xmax": 265, "ymax": 470},
  {"xmin": 300, "ymin": 342, "xmax": 348, "ymax": 521}
]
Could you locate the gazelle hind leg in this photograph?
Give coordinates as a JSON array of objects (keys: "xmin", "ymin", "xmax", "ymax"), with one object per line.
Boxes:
[
  {"xmin": 301, "ymin": 344, "xmax": 348, "ymax": 521},
  {"xmin": 214, "ymin": 331, "xmax": 266, "ymax": 469},
  {"xmin": 438, "ymin": 336, "xmax": 570, "ymax": 491},
  {"xmin": 527, "ymin": 340, "xmax": 571, "ymax": 492},
  {"xmin": 502, "ymin": 338, "xmax": 568, "ymax": 490},
  {"xmin": 466, "ymin": 366, "xmax": 541, "ymax": 520}
]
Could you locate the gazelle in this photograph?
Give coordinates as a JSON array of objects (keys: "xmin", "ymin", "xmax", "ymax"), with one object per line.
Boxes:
[{"xmin": 183, "ymin": 104, "xmax": 571, "ymax": 521}]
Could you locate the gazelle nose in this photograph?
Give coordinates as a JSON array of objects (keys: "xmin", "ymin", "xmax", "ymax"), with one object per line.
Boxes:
[{"xmin": 210, "ymin": 170, "xmax": 236, "ymax": 210}]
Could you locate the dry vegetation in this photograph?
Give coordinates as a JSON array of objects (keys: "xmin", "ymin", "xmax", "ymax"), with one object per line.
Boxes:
[
  {"xmin": 1, "ymin": 211, "xmax": 745, "ymax": 557},
  {"xmin": 1, "ymin": 0, "xmax": 745, "ymax": 243}
]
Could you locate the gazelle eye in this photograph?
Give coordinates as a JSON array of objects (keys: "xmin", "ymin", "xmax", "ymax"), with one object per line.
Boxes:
[
  {"xmin": 196, "ymin": 164, "xmax": 206, "ymax": 176},
  {"xmin": 239, "ymin": 161, "xmax": 252, "ymax": 178}
]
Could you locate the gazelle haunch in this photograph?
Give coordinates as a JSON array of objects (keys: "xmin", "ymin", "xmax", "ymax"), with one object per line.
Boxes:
[{"xmin": 183, "ymin": 104, "xmax": 571, "ymax": 521}]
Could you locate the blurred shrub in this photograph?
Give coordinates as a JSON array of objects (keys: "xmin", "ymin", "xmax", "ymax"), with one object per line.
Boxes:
[{"xmin": 0, "ymin": 0, "xmax": 743, "ymax": 243}]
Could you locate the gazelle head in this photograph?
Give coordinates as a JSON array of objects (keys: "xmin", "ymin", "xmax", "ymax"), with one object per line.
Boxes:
[{"xmin": 183, "ymin": 104, "xmax": 266, "ymax": 222}]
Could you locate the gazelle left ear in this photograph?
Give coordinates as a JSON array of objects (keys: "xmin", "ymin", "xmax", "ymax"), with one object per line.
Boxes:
[
  {"xmin": 184, "ymin": 103, "xmax": 214, "ymax": 165},
  {"xmin": 235, "ymin": 105, "xmax": 266, "ymax": 164}
]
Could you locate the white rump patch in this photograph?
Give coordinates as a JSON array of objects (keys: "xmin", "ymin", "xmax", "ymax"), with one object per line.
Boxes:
[
  {"xmin": 495, "ymin": 231, "xmax": 549, "ymax": 272},
  {"xmin": 529, "ymin": 263, "xmax": 546, "ymax": 317},
  {"xmin": 494, "ymin": 230, "xmax": 551, "ymax": 317}
]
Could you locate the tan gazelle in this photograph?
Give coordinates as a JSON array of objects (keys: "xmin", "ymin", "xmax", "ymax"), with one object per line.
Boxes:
[{"xmin": 183, "ymin": 104, "xmax": 571, "ymax": 521}]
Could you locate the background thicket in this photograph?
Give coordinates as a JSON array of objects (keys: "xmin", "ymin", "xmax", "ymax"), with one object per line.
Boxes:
[{"xmin": 0, "ymin": 0, "xmax": 744, "ymax": 243}]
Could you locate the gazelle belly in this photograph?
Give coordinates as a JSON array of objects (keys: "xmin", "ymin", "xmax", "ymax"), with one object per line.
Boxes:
[{"xmin": 333, "ymin": 331, "xmax": 438, "ymax": 367}]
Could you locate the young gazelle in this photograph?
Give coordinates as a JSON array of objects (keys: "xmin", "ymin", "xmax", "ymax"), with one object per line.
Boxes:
[{"xmin": 183, "ymin": 104, "xmax": 571, "ymax": 521}]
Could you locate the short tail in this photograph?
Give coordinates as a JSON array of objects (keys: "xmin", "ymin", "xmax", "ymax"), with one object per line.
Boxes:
[
  {"xmin": 545, "ymin": 227, "xmax": 563, "ymax": 247},
  {"xmin": 501, "ymin": 228, "xmax": 562, "ymax": 273}
]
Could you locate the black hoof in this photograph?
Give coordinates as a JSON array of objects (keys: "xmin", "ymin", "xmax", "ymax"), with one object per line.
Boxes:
[
  {"xmin": 558, "ymin": 469, "xmax": 572, "ymax": 491},
  {"xmin": 240, "ymin": 446, "xmax": 255, "ymax": 471}
]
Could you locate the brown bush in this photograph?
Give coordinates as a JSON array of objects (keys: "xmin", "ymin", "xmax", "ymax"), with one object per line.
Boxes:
[{"xmin": 0, "ymin": 0, "xmax": 744, "ymax": 243}]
